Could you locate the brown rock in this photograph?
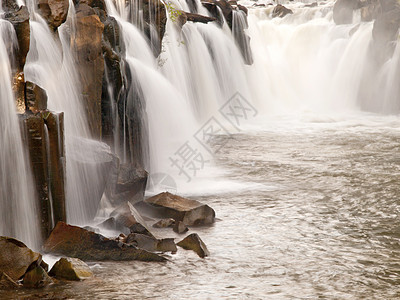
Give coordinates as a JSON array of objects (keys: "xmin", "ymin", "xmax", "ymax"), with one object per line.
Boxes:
[
  {"xmin": 37, "ymin": 0, "xmax": 69, "ymax": 30},
  {"xmin": 0, "ymin": 272, "xmax": 19, "ymax": 289},
  {"xmin": 49, "ymin": 257, "xmax": 93, "ymax": 280},
  {"xmin": 23, "ymin": 265, "xmax": 53, "ymax": 288},
  {"xmin": 43, "ymin": 222, "xmax": 166, "ymax": 262},
  {"xmin": 177, "ymin": 233, "xmax": 209, "ymax": 258},
  {"xmin": 25, "ymin": 81, "xmax": 48, "ymax": 113},
  {"xmin": 0, "ymin": 237, "xmax": 41, "ymax": 281},
  {"xmin": 152, "ymin": 218, "xmax": 175, "ymax": 228},
  {"xmin": 184, "ymin": 11, "xmax": 217, "ymax": 23},
  {"xmin": 110, "ymin": 202, "xmax": 154, "ymax": 237},
  {"xmin": 272, "ymin": 4, "xmax": 293, "ymax": 18},
  {"xmin": 173, "ymin": 221, "xmax": 189, "ymax": 234},
  {"xmin": 126, "ymin": 233, "xmax": 177, "ymax": 253},
  {"xmin": 145, "ymin": 192, "xmax": 215, "ymax": 226}
]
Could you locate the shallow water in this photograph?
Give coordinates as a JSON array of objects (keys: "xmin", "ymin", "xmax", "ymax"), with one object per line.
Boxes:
[{"xmin": 3, "ymin": 113, "xmax": 400, "ymax": 299}]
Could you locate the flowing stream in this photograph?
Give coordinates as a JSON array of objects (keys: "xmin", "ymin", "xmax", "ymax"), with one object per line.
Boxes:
[{"xmin": 1, "ymin": 0, "xmax": 400, "ymax": 298}]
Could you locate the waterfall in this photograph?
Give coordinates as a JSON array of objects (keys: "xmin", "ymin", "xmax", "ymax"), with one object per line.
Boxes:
[{"xmin": 0, "ymin": 19, "xmax": 40, "ymax": 250}]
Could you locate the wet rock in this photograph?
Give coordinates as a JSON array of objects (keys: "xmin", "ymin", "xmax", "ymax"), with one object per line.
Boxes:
[
  {"xmin": 49, "ymin": 257, "xmax": 93, "ymax": 280},
  {"xmin": 141, "ymin": 0, "xmax": 167, "ymax": 56},
  {"xmin": 43, "ymin": 222, "xmax": 166, "ymax": 261},
  {"xmin": 37, "ymin": 0, "xmax": 69, "ymax": 30},
  {"xmin": 173, "ymin": 221, "xmax": 189, "ymax": 234},
  {"xmin": 201, "ymin": 1, "xmax": 224, "ymax": 26},
  {"xmin": 272, "ymin": 4, "xmax": 293, "ymax": 18},
  {"xmin": 0, "ymin": 237, "xmax": 42, "ymax": 281},
  {"xmin": 3, "ymin": 5, "xmax": 30, "ymax": 70},
  {"xmin": 23, "ymin": 265, "xmax": 53, "ymax": 288},
  {"xmin": 186, "ymin": 0, "xmax": 198, "ymax": 13},
  {"xmin": 74, "ymin": 3, "xmax": 105, "ymax": 139},
  {"xmin": 97, "ymin": 217, "xmax": 129, "ymax": 234},
  {"xmin": 183, "ymin": 11, "xmax": 217, "ymax": 24},
  {"xmin": 25, "ymin": 81, "xmax": 47, "ymax": 113},
  {"xmin": 152, "ymin": 218, "xmax": 175, "ymax": 228},
  {"xmin": 83, "ymin": 226, "xmax": 100, "ymax": 233},
  {"xmin": 126, "ymin": 233, "xmax": 177, "ymax": 253},
  {"xmin": 145, "ymin": 192, "xmax": 215, "ymax": 226},
  {"xmin": 40, "ymin": 260, "xmax": 49, "ymax": 273},
  {"xmin": 177, "ymin": 233, "xmax": 209, "ymax": 258},
  {"xmin": 110, "ymin": 202, "xmax": 154, "ymax": 237},
  {"xmin": 0, "ymin": 272, "xmax": 19, "ymax": 289}
]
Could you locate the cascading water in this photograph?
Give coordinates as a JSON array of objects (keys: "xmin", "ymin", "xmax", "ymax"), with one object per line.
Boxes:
[{"xmin": 0, "ymin": 18, "xmax": 40, "ymax": 250}]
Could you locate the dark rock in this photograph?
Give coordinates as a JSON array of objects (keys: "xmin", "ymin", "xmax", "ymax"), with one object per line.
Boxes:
[
  {"xmin": 201, "ymin": 1, "xmax": 224, "ymax": 26},
  {"xmin": 184, "ymin": 11, "xmax": 217, "ymax": 23},
  {"xmin": 43, "ymin": 222, "xmax": 166, "ymax": 261},
  {"xmin": 145, "ymin": 192, "xmax": 215, "ymax": 226},
  {"xmin": 23, "ymin": 265, "xmax": 53, "ymax": 288},
  {"xmin": 215, "ymin": 0, "xmax": 234, "ymax": 28},
  {"xmin": 152, "ymin": 218, "xmax": 175, "ymax": 228},
  {"xmin": 272, "ymin": 4, "xmax": 293, "ymax": 18},
  {"xmin": 74, "ymin": 4, "xmax": 105, "ymax": 139},
  {"xmin": 49, "ymin": 257, "xmax": 93, "ymax": 280},
  {"xmin": 110, "ymin": 202, "xmax": 154, "ymax": 237},
  {"xmin": 0, "ymin": 237, "xmax": 41, "ymax": 281},
  {"xmin": 237, "ymin": 4, "xmax": 248, "ymax": 15},
  {"xmin": 40, "ymin": 260, "xmax": 49, "ymax": 273},
  {"xmin": 157, "ymin": 238, "xmax": 177, "ymax": 253},
  {"xmin": 0, "ymin": 272, "xmax": 19, "ymax": 289},
  {"xmin": 25, "ymin": 81, "xmax": 48, "ymax": 113},
  {"xmin": 141, "ymin": 0, "xmax": 167, "ymax": 56},
  {"xmin": 186, "ymin": 0, "xmax": 198, "ymax": 13},
  {"xmin": 126, "ymin": 233, "xmax": 177, "ymax": 253},
  {"xmin": 177, "ymin": 233, "xmax": 209, "ymax": 258},
  {"xmin": 173, "ymin": 221, "xmax": 189, "ymax": 234},
  {"xmin": 3, "ymin": 6, "xmax": 30, "ymax": 70},
  {"xmin": 37, "ymin": 0, "xmax": 69, "ymax": 30},
  {"xmin": 97, "ymin": 217, "xmax": 129, "ymax": 234}
]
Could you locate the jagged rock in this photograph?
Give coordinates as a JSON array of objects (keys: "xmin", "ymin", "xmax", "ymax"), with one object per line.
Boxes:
[
  {"xmin": 145, "ymin": 192, "xmax": 216, "ymax": 226},
  {"xmin": 49, "ymin": 257, "xmax": 93, "ymax": 280},
  {"xmin": 3, "ymin": 5, "xmax": 30, "ymax": 70},
  {"xmin": 184, "ymin": 12, "xmax": 217, "ymax": 23},
  {"xmin": 173, "ymin": 221, "xmax": 189, "ymax": 234},
  {"xmin": 201, "ymin": 1, "xmax": 224, "ymax": 26},
  {"xmin": 126, "ymin": 233, "xmax": 177, "ymax": 253},
  {"xmin": 25, "ymin": 81, "xmax": 47, "ymax": 113},
  {"xmin": 110, "ymin": 202, "xmax": 154, "ymax": 237},
  {"xmin": 0, "ymin": 272, "xmax": 19, "ymax": 289},
  {"xmin": 272, "ymin": 4, "xmax": 293, "ymax": 18},
  {"xmin": 74, "ymin": 3, "xmax": 105, "ymax": 139},
  {"xmin": 0, "ymin": 237, "xmax": 41, "ymax": 281},
  {"xmin": 177, "ymin": 233, "xmax": 209, "ymax": 258},
  {"xmin": 152, "ymin": 218, "xmax": 175, "ymax": 228},
  {"xmin": 23, "ymin": 265, "xmax": 53, "ymax": 288},
  {"xmin": 37, "ymin": 0, "xmax": 69, "ymax": 30},
  {"xmin": 43, "ymin": 222, "xmax": 166, "ymax": 261}
]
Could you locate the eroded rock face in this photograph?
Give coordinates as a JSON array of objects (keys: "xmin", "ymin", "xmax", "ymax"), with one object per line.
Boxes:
[
  {"xmin": 43, "ymin": 222, "xmax": 166, "ymax": 261},
  {"xmin": 49, "ymin": 257, "xmax": 93, "ymax": 280},
  {"xmin": 272, "ymin": 4, "xmax": 293, "ymax": 18},
  {"xmin": 37, "ymin": 0, "xmax": 69, "ymax": 30},
  {"xmin": 25, "ymin": 81, "xmax": 48, "ymax": 113},
  {"xmin": 0, "ymin": 237, "xmax": 42, "ymax": 281},
  {"xmin": 145, "ymin": 192, "xmax": 215, "ymax": 226},
  {"xmin": 177, "ymin": 233, "xmax": 209, "ymax": 258}
]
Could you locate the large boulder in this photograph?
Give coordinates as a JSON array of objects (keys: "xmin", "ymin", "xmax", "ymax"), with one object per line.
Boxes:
[
  {"xmin": 145, "ymin": 192, "xmax": 215, "ymax": 226},
  {"xmin": 0, "ymin": 237, "xmax": 42, "ymax": 281},
  {"xmin": 43, "ymin": 222, "xmax": 166, "ymax": 261},
  {"xmin": 37, "ymin": 0, "xmax": 69, "ymax": 30},
  {"xmin": 49, "ymin": 257, "xmax": 93, "ymax": 280},
  {"xmin": 177, "ymin": 233, "xmax": 209, "ymax": 258}
]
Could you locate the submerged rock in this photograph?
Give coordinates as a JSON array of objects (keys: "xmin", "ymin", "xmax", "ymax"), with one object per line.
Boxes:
[
  {"xmin": 0, "ymin": 237, "xmax": 42, "ymax": 281},
  {"xmin": 145, "ymin": 192, "xmax": 215, "ymax": 226},
  {"xmin": 23, "ymin": 265, "xmax": 53, "ymax": 288},
  {"xmin": 177, "ymin": 233, "xmax": 209, "ymax": 258},
  {"xmin": 49, "ymin": 257, "xmax": 93, "ymax": 281},
  {"xmin": 43, "ymin": 222, "xmax": 166, "ymax": 262}
]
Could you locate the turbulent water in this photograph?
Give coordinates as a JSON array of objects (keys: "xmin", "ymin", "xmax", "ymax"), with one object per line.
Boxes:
[{"xmin": 2, "ymin": 0, "xmax": 400, "ymax": 298}]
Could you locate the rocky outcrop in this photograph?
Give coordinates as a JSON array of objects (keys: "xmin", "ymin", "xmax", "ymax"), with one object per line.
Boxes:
[
  {"xmin": 179, "ymin": 11, "xmax": 217, "ymax": 25},
  {"xmin": 37, "ymin": 0, "xmax": 69, "ymax": 30},
  {"xmin": 272, "ymin": 4, "xmax": 293, "ymax": 18},
  {"xmin": 73, "ymin": 3, "xmax": 105, "ymax": 139},
  {"xmin": 0, "ymin": 237, "xmax": 42, "ymax": 281},
  {"xmin": 25, "ymin": 82, "xmax": 48, "ymax": 113},
  {"xmin": 49, "ymin": 257, "xmax": 93, "ymax": 280},
  {"xmin": 43, "ymin": 222, "xmax": 166, "ymax": 261},
  {"xmin": 141, "ymin": 0, "xmax": 167, "ymax": 56},
  {"xmin": 177, "ymin": 233, "xmax": 209, "ymax": 258},
  {"xmin": 145, "ymin": 192, "xmax": 216, "ymax": 226}
]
